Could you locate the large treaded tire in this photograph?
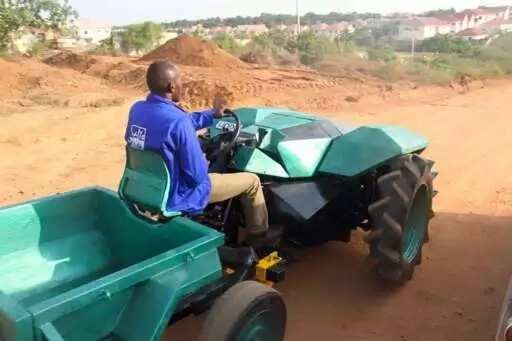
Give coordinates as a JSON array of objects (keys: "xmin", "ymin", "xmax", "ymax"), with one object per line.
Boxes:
[
  {"xmin": 198, "ymin": 281, "xmax": 286, "ymax": 341},
  {"xmin": 366, "ymin": 154, "xmax": 434, "ymax": 284}
]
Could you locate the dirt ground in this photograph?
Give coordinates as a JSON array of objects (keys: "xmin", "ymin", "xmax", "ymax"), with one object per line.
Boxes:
[{"xmin": 1, "ymin": 55, "xmax": 512, "ymax": 340}]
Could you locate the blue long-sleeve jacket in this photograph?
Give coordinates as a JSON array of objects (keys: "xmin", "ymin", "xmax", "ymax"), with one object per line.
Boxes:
[{"xmin": 125, "ymin": 93, "xmax": 214, "ymax": 214}]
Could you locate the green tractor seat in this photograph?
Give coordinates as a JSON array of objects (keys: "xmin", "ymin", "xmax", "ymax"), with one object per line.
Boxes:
[{"xmin": 119, "ymin": 146, "xmax": 181, "ymax": 218}]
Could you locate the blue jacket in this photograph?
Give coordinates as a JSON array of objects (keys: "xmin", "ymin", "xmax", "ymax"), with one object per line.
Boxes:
[{"xmin": 125, "ymin": 93, "xmax": 214, "ymax": 214}]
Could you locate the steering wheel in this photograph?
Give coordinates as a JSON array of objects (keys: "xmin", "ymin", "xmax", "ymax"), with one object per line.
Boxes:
[{"xmin": 205, "ymin": 110, "xmax": 242, "ymax": 164}]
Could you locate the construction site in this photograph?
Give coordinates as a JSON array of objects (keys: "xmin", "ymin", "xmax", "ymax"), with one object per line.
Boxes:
[{"xmin": 1, "ymin": 34, "xmax": 512, "ymax": 340}]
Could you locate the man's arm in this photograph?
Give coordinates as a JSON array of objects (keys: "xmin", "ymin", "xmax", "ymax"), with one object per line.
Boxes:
[
  {"xmin": 189, "ymin": 109, "xmax": 214, "ymax": 131},
  {"xmin": 174, "ymin": 117, "xmax": 210, "ymax": 187}
]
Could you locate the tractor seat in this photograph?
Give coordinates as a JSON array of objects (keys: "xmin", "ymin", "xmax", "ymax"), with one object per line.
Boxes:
[{"xmin": 118, "ymin": 146, "xmax": 181, "ymax": 219}]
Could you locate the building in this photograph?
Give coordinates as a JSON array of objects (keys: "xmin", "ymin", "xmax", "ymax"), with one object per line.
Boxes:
[
  {"xmin": 73, "ymin": 19, "xmax": 112, "ymax": 45},
  {"xmin": 473, "ymin": 17, "xmax": 512, "ymax": 37},
  {"xmin": 207, "ymin": 26, "xmax": 234, "ymax": 39},
  {"xmin": 457, "ymin": 27, "xmax": 489, "ymax": 40},
  {"xmin": 236, "ymin": 24, "xmax": 268, "ymax": 37},
  {"xmin": 311, "ymin": 22, "xmax": 357, "ymax": 39},
  {"xmin": 398, "ymin": 17, "xmax": 450, "ymax": 40},
  {"xmin": 182, "ymin": 24, "xmax": 207, "ymax": 37},
  {"xmin": 479, "ymin": 5, "xmax": 511, "ymax": 20},
  {"xmin": 10, "ymin": 27, "xmax": 57, "ymax": 53}
]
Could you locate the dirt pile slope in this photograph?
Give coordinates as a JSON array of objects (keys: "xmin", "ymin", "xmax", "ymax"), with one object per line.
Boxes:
[
  {"xmin": 140, "ymin": 34, "xmax": 244, "ymax": 68},
  {"xmin": 44, "ymin": 52, "xmax": 97, "ymax": 72},
  {"xmin": 0, "ymin": 58, "xmax": 126, "ymax": 111}
]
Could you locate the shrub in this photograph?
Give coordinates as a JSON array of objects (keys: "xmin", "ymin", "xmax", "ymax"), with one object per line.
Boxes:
[
  {"xmin": 212, "ymin": 33, "xmax": 240, "ymax": 53},
  {"xmin": 27, "ymin": 41, "xmax": 49, "ymax": 57},
  {"xmin": 367, "ymin": 46, "xmax": 397, "ymax": 62}
]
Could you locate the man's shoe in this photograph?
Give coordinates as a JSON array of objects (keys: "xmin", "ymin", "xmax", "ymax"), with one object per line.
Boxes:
[{"xmin": 246, "ymin": 225, "xmax": 284, "ymax": 251}]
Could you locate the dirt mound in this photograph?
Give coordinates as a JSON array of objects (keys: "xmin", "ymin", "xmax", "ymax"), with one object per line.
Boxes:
[
  {"xmin": 44, "ymin": 52, "xmax": 97, "ymax": 73},
  {"xmin": 0, "ymin": 58, "xmax": 126, "ymax": 108},
  {"xmin": 240, "ymin": 51, "xmax": 274, "ymax": 65},
  {"xmin": 180, "ymin": 79, "xmax": 235, "ymax": 109},
  {"xmin": 140, "ymin": 34, "xmax": 244, "ymax": 68}
]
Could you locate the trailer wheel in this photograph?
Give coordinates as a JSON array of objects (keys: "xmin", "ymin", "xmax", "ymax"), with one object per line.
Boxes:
[
  {"xmin": 366, "ymin": 154, "xmax": 435, "ymax": 284},
  {"xmin": 198, "ymin": 281, "xmax": 286, "ymax": 341}
]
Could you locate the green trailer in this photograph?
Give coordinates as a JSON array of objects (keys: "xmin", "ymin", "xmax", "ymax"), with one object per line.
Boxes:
[{"xmin": 0, "ymin": 188, "xmax": 287, "ymax": 341}]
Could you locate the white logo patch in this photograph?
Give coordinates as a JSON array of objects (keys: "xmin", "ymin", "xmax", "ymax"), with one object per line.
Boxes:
[
  {"xmin": 215, "ymin": 120, "xmax": 238, "ymax": 132},
  {"xmin": 128, "ymin": 125, "xmax": 146, "ymax": 150}
]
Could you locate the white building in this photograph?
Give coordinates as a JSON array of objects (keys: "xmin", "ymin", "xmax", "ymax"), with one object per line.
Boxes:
[
  {"xmin": 398, "ymin": 17, "xmax": 450, "ymax": 40},
  {"xmin": 236, "ymin": 24, "xmax": 268, "ymax": 37},
  {"xmin": 312, "ymin": 22, "xmax": 355, "ymax": 39},
  {"xmin": 73, "ymin": 19, "xmax": 112, "ymax": 45}
]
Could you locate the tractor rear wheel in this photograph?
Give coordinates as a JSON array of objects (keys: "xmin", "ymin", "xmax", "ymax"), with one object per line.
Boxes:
[
  {"xmin": 198, "ymin": 281, "xmax": 286, "ymax": 341},
  {"xmin": 367, "ymin": 154, "xmax": 435, "ymax": 284}
]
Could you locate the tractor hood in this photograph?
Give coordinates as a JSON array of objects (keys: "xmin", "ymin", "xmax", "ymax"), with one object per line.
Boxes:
[{"xmin": 211, "ymin": 107, "xmax": 429, "ymax": 178}]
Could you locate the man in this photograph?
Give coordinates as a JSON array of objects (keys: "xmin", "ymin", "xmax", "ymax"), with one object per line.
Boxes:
[{"xmin": 125, "ymin": 60, "xmax": 280, "ymax": 247}]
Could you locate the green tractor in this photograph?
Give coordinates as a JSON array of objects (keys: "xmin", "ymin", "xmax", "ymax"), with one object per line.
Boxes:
[
  {"xmin": 201, "ymin": 107, "xmax": 437, "ymax": 283},
  {"xmin": 0, "ymin": 107, "xmax": 436, "ymax": 341}
]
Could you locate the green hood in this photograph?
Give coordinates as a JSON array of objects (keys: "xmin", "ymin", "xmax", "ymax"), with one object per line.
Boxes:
[{"xmin": 211, "ymin": 107, "xmax": 429, "ymax": 178}]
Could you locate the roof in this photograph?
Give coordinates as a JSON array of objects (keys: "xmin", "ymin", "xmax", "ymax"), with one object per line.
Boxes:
[
  {"xmin": 478, "ymin": 5, "xmax": 510, "ymax": 13},
  {"xmin": 73, "ymin": 19, "xmax": 112, "ymax": 30},
  {"xmin": 481, "ymin": 17, "xmax": 512, "ymax": 29},
  {"xmin": 457, "ymin": 27, "xmax": 488, "ymax": 37},
  {"xmin": 435, "ymin": 15, "xmax": 460, "ymax": 23},
  {"xmin": 311, "ymin": 23, "xmax": 329, "ymax": 30},
  {"xmin": 454, "ymin": 12, "xmax": 469, "ymax": 20},
  {"xmin": 210, "ymin": 26, "xmax": 232, "ymax": 33},
  {"xmin": 460, "ymin": 8, "xmax": 494, "ymax": 16},
  {"xmin": 327, "ymin": 22, "xmax": 350, "ymax": 31},
  {"xmin": 403, "ymin": 17, "xmax": 449, "ymax": 27},
  {"xmin": 237, "ymin": 24, "xmax": 267, "ymax": 33}
]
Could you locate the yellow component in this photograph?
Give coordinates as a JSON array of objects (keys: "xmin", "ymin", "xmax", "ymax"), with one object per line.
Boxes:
[{"xmin": 255, "ymin": 251, "xmax": 282, "ymax": 286}]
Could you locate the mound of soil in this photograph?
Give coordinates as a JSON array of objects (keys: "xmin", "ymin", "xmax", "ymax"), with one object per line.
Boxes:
[
  {"xmin": 180, "ymin": 79, "xmax": 235, "ymax": 109},
  {"xmin": 140, "ymin": 34, "xmax": 244, "ymax": 68},
  {"xmin": 44, "ymin": 52, "xmax": 97, "ymax": 73},
  {"xmin": 0, "ymin": 58, "xmax": 126, "ymax": 108},
  {"xmin": 240, "ymin": 51, "xmax": 274, "ymax": 65}
]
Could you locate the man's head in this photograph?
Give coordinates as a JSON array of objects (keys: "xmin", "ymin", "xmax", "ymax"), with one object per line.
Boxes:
[{"xmin": 146, "ymin": 61, "xmax": 182, "ymax": 102}]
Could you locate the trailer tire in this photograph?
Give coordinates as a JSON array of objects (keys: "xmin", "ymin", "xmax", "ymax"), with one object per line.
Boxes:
[
  {"xmin": 198, "ymin": 281, "xmax": 286, "ymax": 341},
  {"xmin": 366, "ymin": 154, "xmax": 434, "ymax": 284}
]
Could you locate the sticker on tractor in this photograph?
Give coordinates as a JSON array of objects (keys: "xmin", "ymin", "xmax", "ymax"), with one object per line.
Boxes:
[
  {"xmin": 216, "ymin": 120, "xmax": 238, "ymax": 132},
  {"xmin": 128, "ymin": 125, "xmax": 146, "ymax": 150}
]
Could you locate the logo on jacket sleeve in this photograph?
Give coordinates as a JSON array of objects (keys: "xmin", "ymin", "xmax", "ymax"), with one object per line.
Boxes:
[{"xmin": 128, "ymin": 125, "xmax": 146, "ymax": 150}]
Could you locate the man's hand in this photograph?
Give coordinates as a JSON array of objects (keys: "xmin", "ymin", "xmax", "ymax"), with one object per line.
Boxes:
[{"xmin": 213, "ymin": 96, "xmax": 228, "ymax": 118}]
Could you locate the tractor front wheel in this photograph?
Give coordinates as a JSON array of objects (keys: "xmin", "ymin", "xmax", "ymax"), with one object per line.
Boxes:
[{"xmin": 366, "ymin": 154, "xmax": 435, "ymax": 284}]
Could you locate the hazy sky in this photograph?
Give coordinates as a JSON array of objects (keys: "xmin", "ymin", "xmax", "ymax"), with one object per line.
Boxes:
[{"xmin": 69, "ymin": 0, "xmax": 510, "ymax": 24}]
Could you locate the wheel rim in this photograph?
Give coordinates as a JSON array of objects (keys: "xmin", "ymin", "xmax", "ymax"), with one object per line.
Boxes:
[
  {"xmin": 236, "ymin": 307, "xmax": 283, "ymax": 341},
  {"xmin": 402, "ymin": 186, "xmax": 429, "ymax": 263}
]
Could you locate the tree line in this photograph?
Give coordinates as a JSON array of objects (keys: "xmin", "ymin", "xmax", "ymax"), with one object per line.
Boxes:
[{"xmin": 164, "ymin": 12, "xmax": 382, "ymax": 29}]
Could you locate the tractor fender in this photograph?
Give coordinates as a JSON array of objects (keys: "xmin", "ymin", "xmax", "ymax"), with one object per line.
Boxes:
[{"xmin": 318, "ymin": 125, "xmax": 429, "ymax": 177}]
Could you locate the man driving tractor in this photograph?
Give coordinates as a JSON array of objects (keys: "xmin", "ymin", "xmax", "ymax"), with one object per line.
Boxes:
[{"xmin": 125, "ymin": 60, "xmax": 282, "ymax": 248}]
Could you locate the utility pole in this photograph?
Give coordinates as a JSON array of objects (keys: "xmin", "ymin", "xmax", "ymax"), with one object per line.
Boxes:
[
  {"xmin": 411, "ymin": 35, "xmax": 416, "ymax": 63},
  {"xmin": 296, "ymin": 0, "xmax": 301, "ymax": 35}
]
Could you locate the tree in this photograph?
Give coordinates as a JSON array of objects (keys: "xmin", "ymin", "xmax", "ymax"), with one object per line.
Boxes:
[
  {"xmin": 294, "ymin": 31, "xmax": 331, "ymax": 65},
  {"xmin": 421, "ymin": 34, "xmax": 479, "ymax": 57},
  {"xmin": 422, "ymin": 8, "xmax": 456, "ymax": 17},
  {"xmin": 0, "ymin": 0, "xmax": 77, "ymax": 49},
  {"xmin": 334, "ymin": 31, "xmax": 354, "ymax": 54},
  {"xmin": 212, "ymin": 32, "xmax": 239, "ymax": 53},
  {"xmin": 117, "ymin": 22, "xmax": 163, "ymax": 54}
]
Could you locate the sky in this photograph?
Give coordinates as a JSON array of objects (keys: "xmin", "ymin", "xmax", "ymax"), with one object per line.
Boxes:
[{"xmin": 69, "ymin": 0, "xmax": 511, "ymax": 25}]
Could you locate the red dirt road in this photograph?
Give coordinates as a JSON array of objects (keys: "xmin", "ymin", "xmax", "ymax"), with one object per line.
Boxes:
[
  {"xmin": 1, "ymin": 68, "xmax": 512, "ymax": 340},
  {"xmin": 165, "ymin": 80, "xmax": 512, "ymax": 341}
]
